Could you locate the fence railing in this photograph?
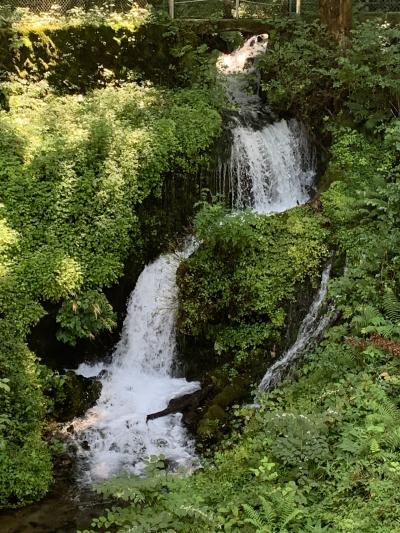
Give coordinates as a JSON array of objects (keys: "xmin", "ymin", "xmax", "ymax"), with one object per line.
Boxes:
[
  {"xmin": 168, "ymin": 0, "xmax": 302, "ymax": 18},
  {"xmin": 168, "ymin": 0, "xmax": 322, "ymax": 19},
  {"xmin": 1, "ymin": 0, "xmax": 400, "ymax": 16},
  {"xmin": 360, "ymin": 0, "xmax": 400, "ymax": 10},
  {"xmin": 0, "ymin": 0, "xmax": 146, "ymax": 13}
]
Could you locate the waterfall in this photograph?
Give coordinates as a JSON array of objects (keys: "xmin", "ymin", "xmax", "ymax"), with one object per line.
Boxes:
[
  {"xmin": 71, "ymin": 243, "xmax": 200, "ymax": 481},
  {"xmin": 217, "ymin": 34, "xmax": 316, "ymax": 213},
  {"xmin": 259, "ymin": 263, "xmax": 333, "ymax": 392},
  {"xmin": 229, "ymin": 119, "xmax": 315, "ymax": 213},
  {"xmin": 70, "ymin": 35, "xmax": 321, "ymax": 482}
]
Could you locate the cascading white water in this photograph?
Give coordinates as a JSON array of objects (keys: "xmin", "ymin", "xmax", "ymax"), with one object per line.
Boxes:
[
  {"xmin": 71, "ymin": 244, "xmax": 200, "ymax": 481},
  {"xmin": 218, "ymin": 34, "xmax": 316, "ymax": 213},
  {"xmin": 229, "ymin": 119, "xmax": 315, "ymax": 213},
  {"xmin": 259, "ymin": 263, "xmax": 333, "ymax": 392}
]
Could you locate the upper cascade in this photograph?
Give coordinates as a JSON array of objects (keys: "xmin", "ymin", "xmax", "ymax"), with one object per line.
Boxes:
[
  {"xmin": 226, "ymin": 118, "xmax": 316, "ymax": 213},
  {"xmin": 217, "ymin": 34, "xmax": 316, "ymax": 214},
  {"xmin": 217, "ymin": 34, "xmax": 269, "ymax": 118}
]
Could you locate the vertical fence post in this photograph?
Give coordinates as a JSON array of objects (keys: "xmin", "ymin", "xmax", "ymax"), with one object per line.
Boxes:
[
  {"xmin": 235, "ymin": 0, "xmax": 240, "ymax": 18},
  {"xmin": 296, "ymin": 0, "xmax": 301, "ymax": 15},
  {"xmin": 169, "ymin": 0, "xmax": 174, "ymax": 19}
]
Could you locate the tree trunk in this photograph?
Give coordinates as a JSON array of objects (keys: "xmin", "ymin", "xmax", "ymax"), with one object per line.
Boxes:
[{"xmin": 319, "ymin": 0, "xmax": 352, "ymax": 42}]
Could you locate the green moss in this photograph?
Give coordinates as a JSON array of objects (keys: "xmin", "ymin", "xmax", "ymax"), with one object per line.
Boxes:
[
  {"xmin": 197, "ymin": 404, "xmax": 226, "ymax": 438},
  {"xmin": 4, "ymin": 20, "xmax": 223, "ymax": 92},
  {"xmin": 213, "ymin": 382, "xmax": 246, "ymax": 408}
]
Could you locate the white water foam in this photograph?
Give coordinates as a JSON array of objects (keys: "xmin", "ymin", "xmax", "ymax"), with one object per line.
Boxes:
[
  {"xmin": 217, "ymin": 34, "xmax": 269, "ymax": 116},
  {"xmin": 71, "ymin": 244, "xmax": 200, "ymax": 481},
  {"xmin": 217, "ymin": 34, "xmax": 269, "ymax": 75},
  {"xmin": 259, "ymin": 263, "xmax": 333, "ymax": 392},
  {"xmin": 229, "ymin": 118, "xmax": 315, "ymax": 213}
]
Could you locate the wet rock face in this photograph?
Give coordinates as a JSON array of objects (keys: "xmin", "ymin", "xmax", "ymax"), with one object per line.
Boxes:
[{"xmin": 53, "ymin": 371, "xmax": 102, "ymax": 423}]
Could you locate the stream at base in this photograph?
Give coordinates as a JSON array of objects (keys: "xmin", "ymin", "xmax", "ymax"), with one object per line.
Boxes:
[{"xmin": 0, "ymin": 481, "xmax": 103, "ymax": 533}]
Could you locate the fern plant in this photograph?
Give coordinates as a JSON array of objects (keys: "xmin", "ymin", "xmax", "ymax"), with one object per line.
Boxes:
[
  {"xmin": 382, "ymin": 290, "xmax": 400, "ymax": 326},
  {"xmin": 242, "ymin": 485, "xmax": 303, "ymax": 533},
  {"xmin": 351, "ymin": 290, "xmax": 400, "ymax": 340}
]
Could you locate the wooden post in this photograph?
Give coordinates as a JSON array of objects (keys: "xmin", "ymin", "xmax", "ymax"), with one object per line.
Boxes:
[
  {"xmin": 296, "ymin": 0, "xmax": 301, "ymax": 15},
  {"xmin": 319, "ymin": 0, "xmax": 352, "ymax": 42},
  {"xmin": 168, "ymin": 0, "xmax": 174, "ymax": 19},
  {"xmin": 235, "ymin": 0, "xmax": 240, "ymax": 19}
]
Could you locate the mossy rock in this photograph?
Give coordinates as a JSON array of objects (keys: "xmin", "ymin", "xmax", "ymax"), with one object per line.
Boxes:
[
  {"xmin": 196, "ymin": 379, "xmax": 247, "ymax": 439},
  {"xmin": 212, "ymin": 381, "xmax": 247, "ymax": 408},
  {"xmin": 197, "ymin": 404, "xmax": 225, "ymax": 438},
  {"xmin": 53, "ymin": 371, "xmax": 102, "ymax": 423}
]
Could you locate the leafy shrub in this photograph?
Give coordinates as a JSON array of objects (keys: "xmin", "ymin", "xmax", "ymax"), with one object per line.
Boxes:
[
  {"xmin": 177, "ymin": 203, "xmax": 329, "ymax": 372},
  {"xmin": 259, "ymin": 19, "xmax": 400, "ymax": 132}
]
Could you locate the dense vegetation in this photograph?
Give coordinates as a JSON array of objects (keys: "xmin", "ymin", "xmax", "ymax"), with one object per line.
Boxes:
[
  {"xmin": 2, "ymin": 3, "xmax": 400, "ymax": 531},
  {"xmin": 77, "ymin": 16, "xmax": 400, "ymax": 533},
  {"xmin": 0, "ymin": 8, "xmax": 223, "ymax": 507}
]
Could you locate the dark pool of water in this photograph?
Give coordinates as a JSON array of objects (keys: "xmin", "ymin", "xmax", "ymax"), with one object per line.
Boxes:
[{"xmin": 0, "ymin": 480, "xmax": 107, "ymax": 533}]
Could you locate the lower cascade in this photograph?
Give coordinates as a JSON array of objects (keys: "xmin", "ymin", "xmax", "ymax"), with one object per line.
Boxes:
[
  {"xmin": 70, "ymin": 245, "xmax": 200, "ymax": 481},
  {"xmin": 259, "ymin": 263, "xmax": 333, "ymax": 392}
]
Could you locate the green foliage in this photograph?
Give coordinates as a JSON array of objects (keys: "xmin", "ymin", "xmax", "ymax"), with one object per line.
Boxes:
[
  {"xmin": 56, "ymin": 290, "xmax": 117, "ymax": 345},
  {"xmin": 4, "ymin": 4, "xmax": 149, "ymax": 30},
  {"xmin": 331, "ymin": 21, "xmax": 400, "ymax": 130},
  {"xmin": 243, "ymin": 485, "xmax": 304, "ymax": 533},
  {"xmin": 84, "ymin": 16, "xmax": 400, "ymax": 533},
  {"xmin": 259, "ymin": 19, "xmax": 339, "ymax": 128},
  {"xmin": 2, "ymin": 13, "xmax": 223, "ymax": 92},
  {"xmin": 259, "ymin": 19, "xmax": 400, "ymax": 132},
  {"xmin": 177, "ymin": 203, "xmax": 329, "ymax": 372},
  {"xmin": 0, "ymin": 82, "xmax": 221, "ymax": 345},
  {"xmin": 321, "ymin": 125, "xmax": 400, "ymax": 330},
  {"xmin": 84, "ymin": 337, "xmax": 400, "ymax": 532}
]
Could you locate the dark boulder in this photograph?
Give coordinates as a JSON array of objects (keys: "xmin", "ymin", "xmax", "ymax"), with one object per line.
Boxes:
[
  {"xmin": 146, "ymin": 384, "xmax": 215, "ymax": 432},
  {"xmin": 53, "ymin": 371, "xmax": 102, "ymax": 423}
]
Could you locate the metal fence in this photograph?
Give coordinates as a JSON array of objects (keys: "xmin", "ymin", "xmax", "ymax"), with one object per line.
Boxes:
[
  {"xmin": 169, "ymin": 0, "xmax": 318, "ymax": 19},
  {"xmin": 358, "ymin": 0, "xmax": 400, "ymax": 9},
  {"xmin": 0, "ymin": 0, "xmax": 146, "ymax": 12},
  {"xmin": 1, "ymin": 0, "xmax": 399, "ymax": 15},
  {"xmin": 0, "ymin": 0, "xmax": 318, "ymax": 17}
]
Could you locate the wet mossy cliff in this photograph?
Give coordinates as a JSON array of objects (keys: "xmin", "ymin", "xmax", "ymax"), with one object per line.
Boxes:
[{"xmin": 176, "ymin": 204, "xmax": 331, "ymax": 440}]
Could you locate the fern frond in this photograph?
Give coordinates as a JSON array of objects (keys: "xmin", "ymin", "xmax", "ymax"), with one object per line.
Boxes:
[
  {"xmin": 259, "ymin": 496, "xmax": 275, "ymax": 526},
  {"xmin": 243, "ymin": 504, "xmax": 270, "ymax": 530},
  {"xmin": 377, "ymin": 396, "xmax": 400, "ymax": 426},
  {"xmin": 351, "ymin": 305, "xmax": 382, "ymax": 333},
  {"xmin": 387, "ymin": 427, "xmax": 400, "ymax": 451},
  {"xmin": 272, "ymin": 490, "xmax": 299, "ymax": 529},
  {"xmin": 383, "ymin": 290, "xmax": 400, "ymax": 324}
]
